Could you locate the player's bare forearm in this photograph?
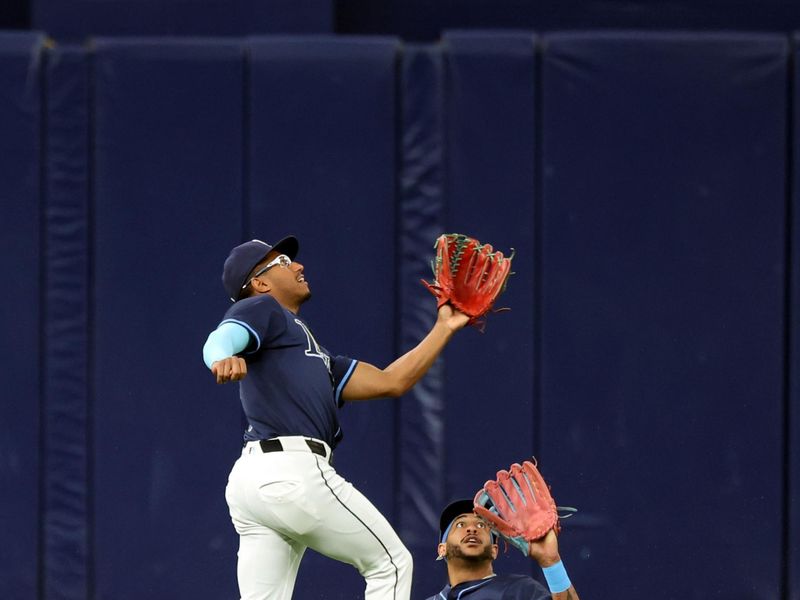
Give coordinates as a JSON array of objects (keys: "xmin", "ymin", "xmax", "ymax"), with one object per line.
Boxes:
[
  {"xmin": 382, "ymin": 317, "xmax": 457, "ymax": 392},
  {"xmin": 530, "ymin": 531, "xmax": 578, "ymax": 600},
  {"xmin": 343, "ymin": 323, "xmax": 453, "ymax": 399},
  {"xmin": 341, "ymin": 305, "xmax": 468, "ymax": 400}
]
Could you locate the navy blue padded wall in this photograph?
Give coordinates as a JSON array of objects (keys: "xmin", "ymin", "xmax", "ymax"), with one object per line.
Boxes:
[
  {"xmin": 792, "ymin": 32, "xmax": 800, "ymax": 600},
  {"xmin": 92, "ymin": 39, "xmax": 245, "ymax": 599},
  {"xmin": 339, "ymin": 0, "xmax": 800, "ymax": 41},
  {"xmin": 541, "ymin": 32, "xmax": 787, "ymax": 597},
  {"xmin": 0, "ymin": 31, "xmax": 45, "ymax": 600},
  {"xmin": 246, "ymin": 36, "xmax": 399, "ymax": 598},
  {"xmin": 440, "ymin": 31, "xmax": 538, "ymax": 573},
  {"xmin": 397, "ymin": 42, "xmax": 448, "ymax": 598},
  {"xmin": 34, "ymin": 0, "xmax": 332, "ymax": 41},
  {"xmin": 43, "ymin": 43, "xmax": 91, "ymax": 600}
]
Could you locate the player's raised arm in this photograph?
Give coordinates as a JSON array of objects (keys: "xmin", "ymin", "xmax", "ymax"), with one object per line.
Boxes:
[
  {"xmin": 528, "ymin": 530, "xmax": 581, "ymax": 600},
  {"xmin": 341, "ymin": 304, "xmax": 469, "ymax": 401},
  {"xmin": 342, "ymin": 232, "xmax": 514, "ymax": 401}
]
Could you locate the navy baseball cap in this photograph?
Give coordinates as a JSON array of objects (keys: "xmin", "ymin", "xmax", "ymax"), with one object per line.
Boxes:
[
  {"xmin": 439, "ymin": 499, "xmax": 476, "ymax": 543},
  {"xmin": 222, "ymin": 236, "xmax": 299, "ymax": 302}
]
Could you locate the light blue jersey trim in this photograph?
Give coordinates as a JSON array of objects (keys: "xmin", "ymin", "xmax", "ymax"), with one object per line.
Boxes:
[
  {"xmin": 335, "ymin": 359, "xmax": 358, "ymax": 405},
  {"xmin": 219, "ymin": 318, "xmax": 262, "ymax": 354},
  {"xmin": 455, "ymin": 579, "xmax": 493, "ymax": 598},
  {"xmin": 203, "ymin": 321, "xmax": 252, "ymax": 368}
]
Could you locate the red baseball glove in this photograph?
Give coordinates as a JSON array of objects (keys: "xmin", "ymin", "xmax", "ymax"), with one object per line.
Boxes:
[
  {"xmin": 421, "ymin": 233, "xmax": 514, "ymax": 328},
  {"xmin": 473, "ymin": 460, "xmax": 571, "ymax": 556}
]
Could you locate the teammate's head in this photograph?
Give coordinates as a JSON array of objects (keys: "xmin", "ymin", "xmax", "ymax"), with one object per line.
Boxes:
[
  {"xmin": 437, "ymin": 499, "xmax": 498, "ymax": 563},
  {"xmin": 223, "ymin": 236, "xmax": 299, "ymax": 302}
]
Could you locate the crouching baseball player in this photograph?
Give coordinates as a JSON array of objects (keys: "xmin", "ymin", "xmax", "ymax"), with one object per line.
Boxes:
[{"xmin": 427, "ymin": 461, "xmax": 580, "ymax": 600}]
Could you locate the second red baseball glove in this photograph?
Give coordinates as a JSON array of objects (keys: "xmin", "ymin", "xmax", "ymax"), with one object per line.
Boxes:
[{"xmin": 473, "ymin": 460, "xmax": 566, "ymax": 556}]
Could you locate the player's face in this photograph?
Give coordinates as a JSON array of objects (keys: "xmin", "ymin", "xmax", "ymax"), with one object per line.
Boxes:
[
  {"xmin": 441, "ymin": 513, "xmax": 497, "ymax": 562},
  {"xmin": 253, "ymin": 251, "xmax": 311, "ymax": 307}
]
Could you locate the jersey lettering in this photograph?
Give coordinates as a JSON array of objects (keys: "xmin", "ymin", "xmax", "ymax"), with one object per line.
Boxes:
[{"xmin": 294, "ymin": 319, "xmax": 331, "ymax": 371}]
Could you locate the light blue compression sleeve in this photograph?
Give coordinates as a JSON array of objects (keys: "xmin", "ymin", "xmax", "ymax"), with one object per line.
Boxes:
[{"xmin": 203, "ymin": 321, "xmax": 251, "ymax": 369}]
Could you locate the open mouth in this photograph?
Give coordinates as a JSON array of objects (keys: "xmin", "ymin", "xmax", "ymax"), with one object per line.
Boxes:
[{"xmin": 462, "ymin": 535, "xmax": 481, "ymax": 545}]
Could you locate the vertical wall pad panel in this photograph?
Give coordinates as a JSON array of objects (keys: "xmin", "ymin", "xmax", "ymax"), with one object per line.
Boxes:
[
  {"xmin": 541, "ymin": 32, "xmax": 787, "ymax": 598},
  {"xmin": 792, "ymin": 32, "xmax": 800, "ymax": 600},
  {"xmin": 44, "ymin": 43, "xmax": 91, "ymax": 600},
  {"xmin": 92, "ymin": 39, "xmax": 244, "ymax": 600},
  {"xmin": 247, "ymin": 36, "xmax": 399, "ymax": 598},
  {"xmin": 397, "ymin": 43, "xmax": 446, "ymax": 598},
  {"xmin": 441, "ymin": 32, "xmax": 538, "ymax": 571},
  {"xmin": 0, "ymin": 31, "xmax": 45, "ymax": 600}
]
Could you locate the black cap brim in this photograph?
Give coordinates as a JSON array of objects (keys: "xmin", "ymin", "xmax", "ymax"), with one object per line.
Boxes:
[
  {"xmin": 439, "ymin": 499, "xmax": 476, "ymax": 542},
  {"xmin": 272, "ymin": 235, "xmax": 299, "ymax": 261}
]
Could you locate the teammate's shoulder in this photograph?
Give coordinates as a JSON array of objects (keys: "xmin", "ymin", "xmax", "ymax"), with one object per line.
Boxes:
[
  {"xmin": 500, "ymin": 573, "xmax": 549, "ymax": 596},
  {"xmin": 499, "ymin": 573, "xmax": 531, "ymax": 583},
  {"xmin": 422, "ymin": 588, "xmax": 447, "ymax": 600}
]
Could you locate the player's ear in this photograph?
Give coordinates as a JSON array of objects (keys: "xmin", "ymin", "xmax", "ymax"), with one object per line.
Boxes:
[
  {"xmin": 437, "ymin": 543, "xmax": 447, "ymax": 560},
  {"xmin": 251, "ymin": 277, "xmax": 271, "ymax": 293},
  {"xmin": 491, "ymin": 543, "xmax": 498, "ymax": 560}
]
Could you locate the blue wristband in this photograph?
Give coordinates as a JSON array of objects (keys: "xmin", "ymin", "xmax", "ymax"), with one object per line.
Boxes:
[{"xmin": 542, "ymin": 560, "xmax": 571, "ymax": 594}]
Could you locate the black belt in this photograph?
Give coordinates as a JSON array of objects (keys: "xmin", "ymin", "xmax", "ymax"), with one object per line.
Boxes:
[{"xmin": 258, "ymin": 438, "xmax": 328, "ymax": 459}]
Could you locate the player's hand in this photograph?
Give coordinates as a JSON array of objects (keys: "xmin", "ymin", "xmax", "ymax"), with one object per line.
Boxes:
[
  {"xmin": 437, "ymin": 303, "xmax": 470, "ymax": 332},
  {"xmin": 528, "ymin": 528, "xmax": 561, "ymax": 568},
  {"xmin": 211, "ymin": 356, "xmax": 247, "ymax": 384}
]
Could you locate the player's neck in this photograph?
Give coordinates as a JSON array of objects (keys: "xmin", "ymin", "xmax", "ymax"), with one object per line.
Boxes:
[
  {"xmin": 447, "ymin": 559, "xmax": 494, "ymax": 587},
  {"xmin": 266, "ymin": 292, "xmax": 301, "ymax": 314}
]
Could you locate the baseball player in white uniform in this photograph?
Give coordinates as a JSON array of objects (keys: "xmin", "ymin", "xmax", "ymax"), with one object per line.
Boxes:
[{"xmin": 203, "ymin": 236, "xmax": 469, "ymax": 599}]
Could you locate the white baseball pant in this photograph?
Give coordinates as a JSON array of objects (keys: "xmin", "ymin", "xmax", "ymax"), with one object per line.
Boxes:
[{"xmin": 225, "ymin": 436, "xmax": 413, "ymax": 600}]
